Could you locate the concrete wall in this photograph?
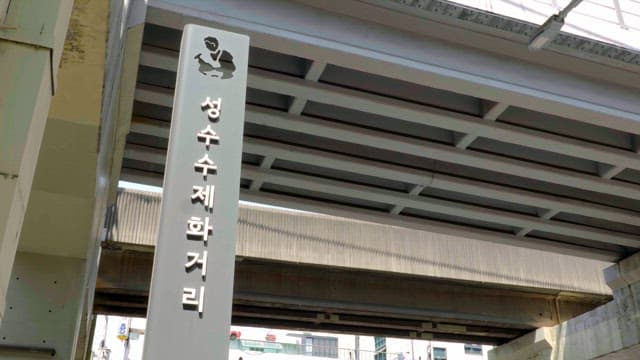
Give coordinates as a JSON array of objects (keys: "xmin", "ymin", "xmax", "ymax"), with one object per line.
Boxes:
[
  {"xmin": 0, "ymin": 0, "xmax": 73, "ymax": 325},
  {"xmin": 489, "ymin": 251, "xmax": 640, "ymax": 359},
  {"xmin": 108, "ymin": 189, "xmax": 613, "ymax": 296}
]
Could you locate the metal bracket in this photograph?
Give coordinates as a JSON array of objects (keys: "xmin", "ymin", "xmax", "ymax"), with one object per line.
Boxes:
[{"xmin": 529, "ymin": 0, "xmax": 584, "ymax": 51}]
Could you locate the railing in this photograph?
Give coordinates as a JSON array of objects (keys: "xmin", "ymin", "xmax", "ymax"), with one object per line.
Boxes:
[{"xmin": 230, "ymin": 339, "xmax": 406, "ymax": 360}]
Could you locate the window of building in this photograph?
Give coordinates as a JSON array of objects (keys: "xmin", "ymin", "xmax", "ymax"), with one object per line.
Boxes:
[
  {"xmin": 464, "ymin": 344, "xmax": 483, "ymax": 355},
  {"xmin": 303, "ymin": 335, "xmax": 338, "ymax": 358},
  {"xmin": 433, "ymin": 347, "xmax": 447, "ymax": 360},
  {"xmin": 374, "ymin": 337, "xmax": 387, "ymax": 360}
]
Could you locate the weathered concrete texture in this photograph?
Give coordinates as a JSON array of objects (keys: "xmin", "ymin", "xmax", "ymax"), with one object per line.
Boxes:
[
  {"xmin": 108, "ymin": 189, "xmax": 614, "ymax": 296},
  {"xmin": 73, "ymin": 299, "xmax": 92, "ymax": 360},
  {"xmin": 595, "ymin": 344, "xmax": 640, "ymax": 360},
  {"xmin": 488, "ymin": 328, "xmax": 554, "ymax": 360},
  {"xmin": 0, "ymin": 1, "xmax": 9, "ymax": 22},
  {"xmin": 489, "ymin": 251, "xmax": 640, "ymax": 360},
  {"xmin": 19, "ymin": 0, "xmax": 110, "ymax": 258},
  {"xmin": 0, "ymin": 177, "xmax": 25, "ymax": 323},
  {"xmin": 0, "ymin": 0, "xmax": 74, "ymax": 324},
  {"xmin": 96, "ymin": 248, "xmax": 609, "ymax": 343},
  {"xmin": 2, "ymin": 0, "xmax": 113, "ymax": 356},
  {"xmin": 68, "ymin": 0, "xmax": 148, "ymax": 357},
  {"xmin": 99, "ymin": 189, "xmax": 615, "ymax": 341},
  {"xmin": 0, "ymin": 252, "xmax": 86, "ymax": 359}
]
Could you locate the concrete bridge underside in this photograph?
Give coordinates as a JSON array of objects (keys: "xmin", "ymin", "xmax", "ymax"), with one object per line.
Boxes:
[
  {"xmin": 123, "ymin": 0, "xmax": 640, "ymax": 264},
  {"xmin": 96, "ymin": 250, "xmax": 608, "ymax": 345},
  {"xmin": 95, "ymin": 189, "xmax": 612, "ymax": 345},
  {"xmin": 3, "ymin": 0, "xmax": 640, "ymax": 358}
]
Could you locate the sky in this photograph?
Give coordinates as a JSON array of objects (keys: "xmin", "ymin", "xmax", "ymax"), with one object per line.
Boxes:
[{"xmin": 451, "ymin": 0, "xmax": 640, "ymax": 50}]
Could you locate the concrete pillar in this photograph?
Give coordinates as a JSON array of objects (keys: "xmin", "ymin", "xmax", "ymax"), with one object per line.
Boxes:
[
  {"xmin": 489, "ymin": 251, "xmax": 640, "ymax": 359},
  {"xmin": 1, "ymin": 0, "xmax": 146, "ymax": 356},
  {"xmin": 0, "ymin": 253, "xmax": 85, "ymax": 359},
  {"xmin": 0, "ymin": 0, "xmax": 73, "ymax": 325},
  {"xmin": 488, "ymin": 328, "xmax": 554, "ymax": 360}
]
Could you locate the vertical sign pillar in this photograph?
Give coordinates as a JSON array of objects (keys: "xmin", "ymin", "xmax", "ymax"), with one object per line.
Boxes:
[{"xmin": 143, "ymin": 25, "xmax": 248, "ymax": 358}]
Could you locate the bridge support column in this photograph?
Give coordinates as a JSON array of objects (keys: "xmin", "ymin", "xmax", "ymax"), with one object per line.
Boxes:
[
  {"xmin": 489, "ymin": 251, "xmax": 640, "ymax": 360},
  {"xmin": 0, "ymin": 0, "xmax": 73, "ymax": 326},
  {"xmin": 0, "ymin": 252, "xmax": 85, "ymax": 359},
  {"xmin": 1, "ymin": 0, "xmax": 142, "ymax": 356}
]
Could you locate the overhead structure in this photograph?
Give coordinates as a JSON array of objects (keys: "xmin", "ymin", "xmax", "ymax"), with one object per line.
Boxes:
[
  {"xmin": 121, "ymin": 0, "xmax": 640, "ymax": 262},
  {"xmin": 528, "ymin": 0, "xmax": 583, "ymax": 50},
  {"xmin": 4, "ymin": 0, "xmax": 640, "ymax": 358},
  {"xmin": 96, "ymin": 188, "xmax": 613, "ymax": 345}
]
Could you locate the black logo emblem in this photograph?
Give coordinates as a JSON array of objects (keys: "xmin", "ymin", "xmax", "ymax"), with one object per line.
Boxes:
[{"xmin": 194, "ymin": 36, "xmax": 236, "ymax": 79}]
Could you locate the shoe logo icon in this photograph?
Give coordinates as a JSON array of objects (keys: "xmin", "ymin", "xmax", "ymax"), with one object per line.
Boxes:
[{"xmin": 194, "ymin": 36, "xmax": 236, "ymax": 79}]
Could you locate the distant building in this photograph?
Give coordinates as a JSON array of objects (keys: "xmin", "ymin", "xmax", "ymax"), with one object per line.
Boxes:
[{"xmin": 91, "ymin": 315, "xmax": 491, "ymax": 360}]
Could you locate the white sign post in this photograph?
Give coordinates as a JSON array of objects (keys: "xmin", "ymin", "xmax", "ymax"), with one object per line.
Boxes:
[{"xmin": 143, "ymin": 24, "xmax": 249, "ymax": 358}]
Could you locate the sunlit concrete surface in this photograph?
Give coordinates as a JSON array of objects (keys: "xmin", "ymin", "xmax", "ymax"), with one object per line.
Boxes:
[{"xmin": 2, "ymin": 0, "xmax": 640, "ymax": 358}]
